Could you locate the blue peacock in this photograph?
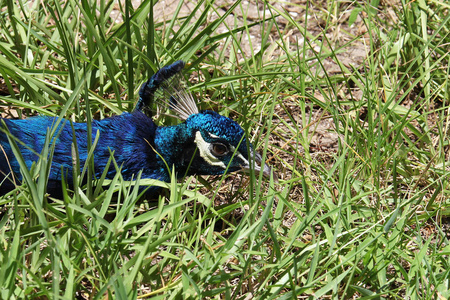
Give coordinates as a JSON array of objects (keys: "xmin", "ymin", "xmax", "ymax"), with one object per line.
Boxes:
[{"xmin": 0, "ymin": 61, "xmax": 271, "ymax": 196}]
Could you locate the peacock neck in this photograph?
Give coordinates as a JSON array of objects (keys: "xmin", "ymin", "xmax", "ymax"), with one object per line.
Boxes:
[{"xmin": 154, "ymin": 123, "xmax": 195, "ymax": 178}]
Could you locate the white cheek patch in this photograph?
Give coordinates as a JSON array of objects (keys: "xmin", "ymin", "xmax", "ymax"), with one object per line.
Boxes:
[{"xmin": 194, "ymin": 131, "xmax": 227, "ymax": 169}]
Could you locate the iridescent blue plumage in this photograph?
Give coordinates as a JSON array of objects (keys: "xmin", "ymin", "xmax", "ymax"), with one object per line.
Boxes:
[
  {"xmin": 0, "ymin": 111, "xmax": 162, "ymax": 195},
  {"xmin": 0, "ymin": 61, "xmax": 271, "ymax": 196}
]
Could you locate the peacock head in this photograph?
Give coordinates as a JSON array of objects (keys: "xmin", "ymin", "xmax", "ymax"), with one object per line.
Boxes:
[
  {"xmin": 141, "ymin": 60, "xmax": 273, "ymax": 179},
  {"xmin": 183, "ymin": 110, "xmax": 272, "ymax": 177}
]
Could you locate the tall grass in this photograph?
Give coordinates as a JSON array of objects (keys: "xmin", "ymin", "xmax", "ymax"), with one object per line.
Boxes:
[{"xmin": 0, "ymin": 0, "xmax": 449, "ymax": 298}]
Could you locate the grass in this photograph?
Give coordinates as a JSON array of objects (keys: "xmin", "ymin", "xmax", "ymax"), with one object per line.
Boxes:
[{"xmin": 0, "ymin": 0, "xmax": 450, "ymax": 299}]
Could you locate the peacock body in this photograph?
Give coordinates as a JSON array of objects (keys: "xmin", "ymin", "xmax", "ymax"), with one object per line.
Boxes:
[{"xmin": 0, "ymin": 61, "xmax": 270, "ymax": 196}]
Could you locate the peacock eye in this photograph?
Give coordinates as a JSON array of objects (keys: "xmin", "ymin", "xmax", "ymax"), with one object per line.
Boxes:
[{"xmin": 210, "ymin": 143, "xmax": 228, "ymax": 157}]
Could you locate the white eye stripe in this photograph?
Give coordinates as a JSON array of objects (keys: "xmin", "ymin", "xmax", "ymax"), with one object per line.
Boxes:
[
  {"xmin": 194, "ymin": 132, "xmax": 226, "ymax": 169},
  {"xmin": 207, "ymin": 132, "xmax": 221, "ymax": 139}
]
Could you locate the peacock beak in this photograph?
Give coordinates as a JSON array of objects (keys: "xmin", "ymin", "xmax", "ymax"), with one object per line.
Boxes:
[{"xmin": 241, "ymin": 150, "xmax": 276, "ymax": 180}]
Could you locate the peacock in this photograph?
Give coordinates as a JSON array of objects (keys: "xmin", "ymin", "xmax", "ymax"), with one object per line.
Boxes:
[{"xmin": 0, "ymin": 61, "xmax": 272, "ymax": 196}]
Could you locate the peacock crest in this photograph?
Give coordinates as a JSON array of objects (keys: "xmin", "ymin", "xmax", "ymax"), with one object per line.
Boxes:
[{"xmin": 137, "ymin": 60, "xmax": 199, "ymax": 120}]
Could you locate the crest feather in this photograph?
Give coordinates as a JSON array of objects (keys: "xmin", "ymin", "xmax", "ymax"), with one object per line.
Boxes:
[
  {"xmin": 157, "ymin": 72, "xmax": 199, "ymax": 120},
  {"xmin": 137, "ymin": 60, "xmax": 199, "ymax": 120}
]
